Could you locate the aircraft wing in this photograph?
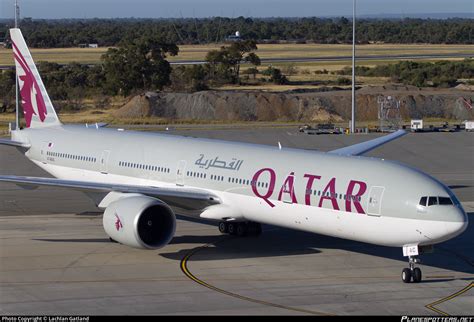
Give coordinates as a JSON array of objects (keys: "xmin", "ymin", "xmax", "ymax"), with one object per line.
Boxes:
[
  {"xmin": 0, "ymin": 138, "xmax": 31, "ymax": 149},
  {"xmin": 328, "ymin": 130, "xmax": 407, "ymax": 156},
  {"xmin": 0, "ymin": 175, "xmax": 220, "ymax": 211}
]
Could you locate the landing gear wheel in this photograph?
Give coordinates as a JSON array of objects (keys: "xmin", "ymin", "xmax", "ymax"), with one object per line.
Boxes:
[
  {"xmin": 109, "ymin": 237, "xmax": 118, "ymax": 243},
  {"xmin": 402, "ymin": 268, "xmax": 412, "ymax": 283},
  {"xmin": 236, "ymin": 223, "xmax": 248, "ymax": 237},
  {"xmin": 412, "ymin": 267, "xmax": 422, "ymax": 283},
  {"xmin": 221, "ymin": 221, "xmax": 262, "ymax": 237},
  {"xmin": 401, "ymin": 253, "xmax": 423, "ymax": 284},
  {"xmin": 227, "ymin": 223, "xmax": 236, "ymax": 235},
  {"xmin": 246, "ymin": 222, "xmax": 263, "ymax": 237},
  {"xmin": 218, "ymin": 222, "xmax": 228, "ymax": 234}
]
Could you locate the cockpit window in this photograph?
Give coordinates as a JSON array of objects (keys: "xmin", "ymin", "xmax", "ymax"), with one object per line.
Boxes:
[
  {"xmin": 420, "ymin": 196, "xmax": 454, "ymax": 207},
  {"xmin": 419, "ymin": 197, "xmax": 427, "ymax": 206},
  {"xmin": 428, "ymin": 197, "xmax": 438, "ymax": 206},
  {"xmin": 438, "ymin": 197, "xmax": 453, "ymax": 205}
]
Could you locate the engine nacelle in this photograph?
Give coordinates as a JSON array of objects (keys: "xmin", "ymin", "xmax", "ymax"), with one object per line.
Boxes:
[{"xmin": 103, "ymin": 195, "xmax": 176, "ymax": 249}]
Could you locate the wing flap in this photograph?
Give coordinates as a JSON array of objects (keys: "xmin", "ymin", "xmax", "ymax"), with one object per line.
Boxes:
[
  {"xmin": 0, "ymin": 175, "xmax": 220, "ymax": 210},
  {"xmin": 328, "ymin": 130, "xmax": 406, "ymax": 156}
]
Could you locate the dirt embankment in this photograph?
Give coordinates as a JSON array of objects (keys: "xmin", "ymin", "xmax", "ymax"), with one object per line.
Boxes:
[{"xmin": 114, "ymin": 86, "xmax": 474, "ymax": 122}]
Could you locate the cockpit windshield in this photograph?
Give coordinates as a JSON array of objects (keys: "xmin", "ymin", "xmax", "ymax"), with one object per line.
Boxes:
[
  {"xmin": 419, "ymin": 197, "xmax": 427, "ymax": 206},
  {"xmin": 428, "ymin": 197, "xmax": 437, "ymax": 206},
  {"xmin": 438, "ymin": 197, "xmax": 454, "ymax": 205},
  {"xmin": 419, "ymin": 196, "xmax": 453, "ymax": 206}
]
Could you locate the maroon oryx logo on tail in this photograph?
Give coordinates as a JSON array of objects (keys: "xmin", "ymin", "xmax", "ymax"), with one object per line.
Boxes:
[{"xmin": 12, "ymin": 41, "xmax": 48, "ymax": 128}]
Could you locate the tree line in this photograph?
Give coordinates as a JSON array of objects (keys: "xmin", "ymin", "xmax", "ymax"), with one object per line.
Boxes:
[
  {"xmin": 1, "ymin": 36, "xmax": 473, "ymax": 112},
  {"xmin": 0, "ymin": 34, "xmax": 179, "ymax": 110},
  {"xmin": 338, "ymin": 59, "xmax": 474, "ymax": 87},
  {"xmin": 0, "ymin": 17, "xmax": 472, "ymax": 47}
]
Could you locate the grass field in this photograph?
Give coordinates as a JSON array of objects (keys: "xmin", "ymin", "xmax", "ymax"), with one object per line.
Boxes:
[
  {"xmin": 169, "ymin": 43, "xmax": 474, "ymax": 61},
  {"xmin": 0, "ymin": 47, "xmax": 107, "ymax": 66},
  {"xmin": 0, "ymin": 43, "xmax": 472, "ymax": 66},
  {"xmin": 0, "ymin": 108, "xmax": 166, "ymax": 133},
  {"xmin": 228, "ymin": 58, "xmax": 469, "ymax": 91},
  {"xmin": 1, "ymin": 43, "xmax": 470, "ymax": 90}
]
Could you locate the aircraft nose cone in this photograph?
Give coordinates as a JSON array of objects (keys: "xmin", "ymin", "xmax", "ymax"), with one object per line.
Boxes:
[{"xmin": 445, "ymin": 209, "xmax": 468, "ymax": 239}]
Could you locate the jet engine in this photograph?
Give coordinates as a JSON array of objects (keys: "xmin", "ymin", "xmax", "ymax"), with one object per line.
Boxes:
[{"xmin": 103, "ymin": 195, "xmax": 176, "ymax": 249}]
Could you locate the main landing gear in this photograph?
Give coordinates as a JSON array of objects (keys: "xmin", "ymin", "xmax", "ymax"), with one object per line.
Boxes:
[
  {"xmin": 218, "ymin": 221, "xmax": 262, "ymax": 237},
  {"xmin": 402, "ymin": 256, "xmax": 422, "ymax": 283}
]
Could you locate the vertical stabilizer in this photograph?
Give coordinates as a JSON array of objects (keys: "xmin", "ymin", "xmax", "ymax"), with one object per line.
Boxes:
[{"xmin": 10, "ymin": 28, "xmax": 61, "ymax": 128}]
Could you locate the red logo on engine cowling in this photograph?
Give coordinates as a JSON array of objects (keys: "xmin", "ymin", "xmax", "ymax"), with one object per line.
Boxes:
[{"xmin": 115, "ymin": 214, "xmax": 123, "ymax": 231}]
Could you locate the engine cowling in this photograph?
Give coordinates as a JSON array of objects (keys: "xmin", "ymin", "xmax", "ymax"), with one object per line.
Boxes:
[{"xmin": 103, "ymin": 195, "xmax": 176, "ymax": 249}]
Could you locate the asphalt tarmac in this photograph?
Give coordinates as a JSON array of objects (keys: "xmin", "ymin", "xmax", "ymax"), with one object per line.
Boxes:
[{"xmin": 0, "ymin": 128, "xmax": 473, "ymax": 315}]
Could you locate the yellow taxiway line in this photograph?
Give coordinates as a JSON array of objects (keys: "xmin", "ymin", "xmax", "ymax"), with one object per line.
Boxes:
[{"xmin": 180, "ymin": 237, "xmax": 332, "ymax": 315}]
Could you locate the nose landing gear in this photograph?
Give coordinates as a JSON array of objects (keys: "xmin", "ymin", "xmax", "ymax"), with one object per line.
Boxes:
[
  {"xmin": 401, "ymin": 245, "xmax": 426, "ymax": 283},
  {"xmin": 402, "ymin": 256, "xmax": 422, "ymax": 283}
]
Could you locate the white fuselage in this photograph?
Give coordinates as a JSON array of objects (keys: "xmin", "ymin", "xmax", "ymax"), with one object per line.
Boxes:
[{"xmin": 13, "ymin": 125, "xmax": 467, "ymax": 248}]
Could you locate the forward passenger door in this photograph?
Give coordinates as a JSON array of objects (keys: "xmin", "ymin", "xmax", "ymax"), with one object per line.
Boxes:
[
  {"xmin": 176, "ymin": 160, "xmax": 186, "ymax": 186},
  {"xmin": 100, "ymin": 150, "xmax": 110, "ymax": 174},
  {"xmin": 367, "ymin": 186, "xmax": 385, "ymax": 216}
]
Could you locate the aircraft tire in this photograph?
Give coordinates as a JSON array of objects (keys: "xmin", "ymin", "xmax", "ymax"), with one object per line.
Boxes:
[
  {"xmin": 247, "ymin": 222, "xmax": 263, "ymax": 237},
  {"xmin": 228, "ymin": 223, "xmax": 236, "ymax": 235},
  {"xmin": 412, "ymin": 268, "xmax": 422, "ymax": 283},
  {"xmin": 218, "ymin": 222, "xmax": 228, "ymax": 234},
  {"xmin": 402, "ymin": 268, "xmax": 412, "ymax": 283},
  {"xmin": 236, "ymin": 223, "xmax": 248, "ymax": 237}
]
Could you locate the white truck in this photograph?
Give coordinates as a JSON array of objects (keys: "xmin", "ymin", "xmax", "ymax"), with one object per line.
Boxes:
[
  {"xmin": 465, "ymin": 121, "xmax": 474, "ymax": 132},
  {"xmin": 411, "ymin": 119, "xmax": 423, "ymax": 132}
]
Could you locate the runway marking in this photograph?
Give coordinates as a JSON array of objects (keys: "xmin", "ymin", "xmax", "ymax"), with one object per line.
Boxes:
[
  {"xmin": 180, "ymin": 237, "xmax": 332, "ymax": 315},
  {"xmin": 425, "ymin": 282, "xmax": 474, "ymax": 316}
]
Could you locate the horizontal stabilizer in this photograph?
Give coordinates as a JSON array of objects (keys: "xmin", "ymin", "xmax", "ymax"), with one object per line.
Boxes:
[{"xmin": 0, "ymin": 138, "xmax": 31, "ymax": 149}]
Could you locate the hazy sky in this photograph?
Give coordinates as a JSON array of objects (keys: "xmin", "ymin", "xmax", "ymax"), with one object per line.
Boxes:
[{"xmin": 0, "ymin": 0, "xmax": 473, "ymax": 19}]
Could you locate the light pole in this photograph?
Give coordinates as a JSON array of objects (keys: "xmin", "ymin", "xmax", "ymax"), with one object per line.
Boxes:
[
  {"xmin": 351, "ymin": 0, "xmax": 356, "ymax": 133},
  {"xmin": 14, "ymin": 0, "xmax": 20, "ymax": 130}
]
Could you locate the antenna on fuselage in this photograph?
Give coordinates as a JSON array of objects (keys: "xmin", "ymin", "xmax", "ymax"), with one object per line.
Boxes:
[{"xmin": 14, "ymin": 0, "xmax": 20, "ymax": 131}]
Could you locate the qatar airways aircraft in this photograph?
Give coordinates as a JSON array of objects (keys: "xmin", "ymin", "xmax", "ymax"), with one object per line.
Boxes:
[{"xmin": 0, "ymin": 29, "xmax": 468, "ymax": 283}]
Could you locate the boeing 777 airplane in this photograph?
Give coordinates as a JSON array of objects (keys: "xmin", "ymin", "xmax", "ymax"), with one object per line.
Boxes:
[{"xmin": 0, "ymin": 29, "xmax": 468, "ymax": 283}]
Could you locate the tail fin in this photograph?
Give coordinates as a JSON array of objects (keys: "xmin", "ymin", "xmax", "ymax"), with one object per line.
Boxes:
[{"xmin": 10, "ymin": 28, "xmax": 61, "ymax": 128}]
